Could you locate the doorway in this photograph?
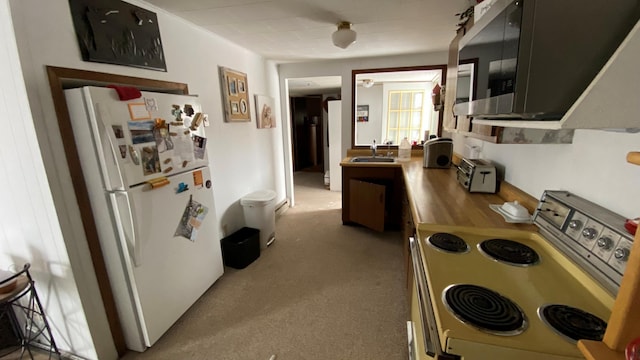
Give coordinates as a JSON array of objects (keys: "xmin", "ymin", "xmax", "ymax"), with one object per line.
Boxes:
[
  {"xmin": 290, "ymin": 95, "xmax": 323, "ymax": 172},
  {"xmin": 285, "ymin": 76, "xmax": 341, "ymax": 193}
]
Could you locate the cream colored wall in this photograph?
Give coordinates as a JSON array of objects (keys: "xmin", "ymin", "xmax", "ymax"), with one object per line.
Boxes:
[
  {"xmin": 456, "ymin": 129, "xmax": 640, "ymax": 218},
  {"xmin": 6, "ymin": 0, "xmax": 285, "ymax": 358}
]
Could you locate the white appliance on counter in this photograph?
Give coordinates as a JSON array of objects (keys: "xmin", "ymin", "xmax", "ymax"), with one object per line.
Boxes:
[
  {"xmin": 65, "ymin": 86, "xmax": 223, "ymax": 352},
  {"xmin": 408, "ymin": 190, "xmax": 632, "ymax": 359}
]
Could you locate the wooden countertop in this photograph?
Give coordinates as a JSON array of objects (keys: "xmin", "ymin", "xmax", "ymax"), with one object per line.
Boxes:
[
  {"xmin": 341, "ymin": 155, "xmax": 537, "ymax": 230},
  {"xmin": 402, "ymin": 160, "xmax": 536, "ymax": 230}
]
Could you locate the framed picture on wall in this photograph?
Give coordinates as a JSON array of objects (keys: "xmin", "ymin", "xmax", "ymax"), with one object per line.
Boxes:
[
  {"xmin": 69, "ymin": 0, "xmax": 167, "ymax": 71},
  {"xmin": 357, "ymin": 105, "xmax": 369, "ymax": 122},
  {"xmin": 219, "ymin": 66, "xmax": 251, "ymax": 122},
  {"xmin": 255, "ymin": 95, "xmax": 275, "ymax": 129}
]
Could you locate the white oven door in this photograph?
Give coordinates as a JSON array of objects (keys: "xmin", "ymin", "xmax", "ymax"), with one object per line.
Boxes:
[
  {"xmin": 408, "ymin": 275, "xmax": 435, "ymax": 360},
  {"xmin": 409, "ymin": 236, "xmax": 452, "ymax": 360},
  {"xmin": 407, "ymin": 321, "xmax": 417, "ymax": 360}
]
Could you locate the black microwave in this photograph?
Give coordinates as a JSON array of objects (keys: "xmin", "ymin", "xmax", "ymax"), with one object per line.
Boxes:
[{"xmin": 453, "ymin": 0, "xmax": 639, "ymax": 120}]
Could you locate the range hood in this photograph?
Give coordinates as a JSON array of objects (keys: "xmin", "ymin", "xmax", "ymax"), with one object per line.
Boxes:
[
  {"xmin": 474, "ymin": 19, "xmax": 640, "ymax": 130},
  {"xmin": 453, "ymin": 0, "xmax": 640, "ymax": 130}
]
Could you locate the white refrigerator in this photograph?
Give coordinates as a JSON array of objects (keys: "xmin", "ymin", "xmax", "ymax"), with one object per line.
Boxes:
[{"xmin": 64, "ymin": 86, "xmax": 224, "ymax": 352}]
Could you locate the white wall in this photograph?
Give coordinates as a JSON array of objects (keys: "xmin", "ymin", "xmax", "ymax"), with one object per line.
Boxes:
[
  {"xmin": 355, "ymin": 84, "xmax": 383, "ymax": 144},
  {"xmin": 455, "ymin": 129, "xmax": 640, "ymax": 218},
  {"xmin": 0, "ymin": 1, "xmax": 108, "ymax": 359},
  {"xmin": 7, "ymin": 0, "xmax": 285, "ymax": 358}
]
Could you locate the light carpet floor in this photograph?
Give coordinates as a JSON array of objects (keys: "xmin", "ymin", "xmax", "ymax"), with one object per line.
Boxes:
[{"xmin": 122, "ymin": 172, "xmax": 408, "ymax": 360}]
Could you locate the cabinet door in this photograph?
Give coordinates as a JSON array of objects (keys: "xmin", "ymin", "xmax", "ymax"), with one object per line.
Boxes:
[{"xmin": 349, "ymin": 179, "xmax": 386, "ymax": 232}]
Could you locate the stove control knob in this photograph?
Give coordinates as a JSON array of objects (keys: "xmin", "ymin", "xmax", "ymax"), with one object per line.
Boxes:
[
  {"xmin": 597, "ymin": 237, "xmax": 612, "ymax": 249},
  {"xmin": 614, "ymin": 248, "xmax": 629, "ymax": 261},
  {"xmin": 582, "ymin": 227, "xmax": 598, "ymax": 240},
  {"xmin": 569, "ymin": 220, "xmax": 582, "ymax": 229}
]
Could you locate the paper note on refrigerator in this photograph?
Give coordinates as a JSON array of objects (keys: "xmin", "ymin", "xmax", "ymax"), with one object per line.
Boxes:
[
  {"xmin": 170, "ymin": 124, "xmax": 195, "ymax": 163},
  {"xmin": 175, "ymin": 195, "xmax": 208, "ymax": 242}
]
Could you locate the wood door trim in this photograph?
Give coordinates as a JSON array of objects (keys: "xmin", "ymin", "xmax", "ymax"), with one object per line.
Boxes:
[
  {"xmin": 46, "ymin": 66, "xmax": 188, "ymax": 356},
  {"xmin": 351, "ymin": 64, "xmax": 448, "ymax": 148}
]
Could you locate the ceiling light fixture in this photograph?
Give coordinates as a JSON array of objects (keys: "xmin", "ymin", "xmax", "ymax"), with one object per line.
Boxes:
[
  {"xmin": 332, "ymin": 21, "xmax": 357, "ymax": 49},
  {"xmin": 362, "ymin": 79, "xmax": 374, "ymax": 88}
]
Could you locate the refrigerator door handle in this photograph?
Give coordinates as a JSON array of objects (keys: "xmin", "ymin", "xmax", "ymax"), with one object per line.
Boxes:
[
  {"xmin": 112, "ymin": 191, "xmax": 142, "ymax": 267},
  {"xmin": 94, "ymin": 102, "xmax": 126, "ymax": 190}
]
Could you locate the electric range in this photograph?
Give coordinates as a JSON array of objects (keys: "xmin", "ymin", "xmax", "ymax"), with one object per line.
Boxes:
[{"xmin": 407, "ymin": 190, "xmax": 634, "ymax": 360}]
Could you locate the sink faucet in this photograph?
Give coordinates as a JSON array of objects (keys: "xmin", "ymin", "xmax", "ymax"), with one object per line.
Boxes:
[{"xmin": 371, "ymin": 139, "xmax": 377, "ymax": 157}]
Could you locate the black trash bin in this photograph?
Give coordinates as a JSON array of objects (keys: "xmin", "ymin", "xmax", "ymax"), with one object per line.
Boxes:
[{"xmin": 221, "ymin": 227, "xmax": 260, "ymax": 269}]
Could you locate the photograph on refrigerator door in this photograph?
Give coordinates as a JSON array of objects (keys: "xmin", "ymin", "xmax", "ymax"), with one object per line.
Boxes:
[
  {"xmin": 141, "ymin": 146, "xmax": 161, "ymax": 175},
  {"xmin": 112, "ymin": 125, "xmax": 125, "ymax": 138},
  {"xmin": 129, "ymin": 120, "xmax": 155, "ymax": 144},
  {"xmin": 193, "ymin": 135, "xmax": 206, "ymax": 159},
  {"xmin": 118, "ymin": 145, "xmax": 127, "ymax": 159}
]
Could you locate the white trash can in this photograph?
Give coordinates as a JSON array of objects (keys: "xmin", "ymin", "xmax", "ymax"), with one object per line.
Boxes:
[{"xmin": 240, "ymin": 190, "xmax": 277, "ymax": 249}]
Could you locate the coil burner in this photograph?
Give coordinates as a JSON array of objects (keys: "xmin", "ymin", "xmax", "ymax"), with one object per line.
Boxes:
[
  {"xmin": 538, "ymin": 304, "xmax": 607, "ymax": 343},
  {"xmin": 427, "ymin": 233, "xmax": 470, "ymax": 254},
  {"xmin": 442, "ymin": 284, "xmax": 527, "ymax": 336},
  {"xmin": 478, "ymin": 239, "xmax": 540, "ymax": 266}
]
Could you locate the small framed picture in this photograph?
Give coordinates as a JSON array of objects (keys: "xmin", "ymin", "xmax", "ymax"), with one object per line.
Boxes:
[
  {"xmin": 357, "ymin": 105, "xmax": 369, "ymax": 122},
  {"xmin": 230, "ymin": 101, "xmax": 240, "ymax": 114},
  {"xmin": 255, "ymin": 94, "xmax": 276, "ymax": 129},
  {"xmin": 228, "ymin": 79, "xmax": 237, "ymax": 95},
  {"xmin": 128, "ymin": 103, "xmax": 151, "ymax": 120},
  {"xmin": 238, "ymin": 80, "xmax": 246, "ymax": 93},
  {"xmin": 240, "ymin": 99, "xmax": 248, "ymax": 114}
]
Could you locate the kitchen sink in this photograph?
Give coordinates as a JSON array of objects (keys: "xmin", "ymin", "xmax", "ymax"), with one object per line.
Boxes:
[{"xmin": 350, "ymin": 156, "xmax": 395, "ymax": 163}]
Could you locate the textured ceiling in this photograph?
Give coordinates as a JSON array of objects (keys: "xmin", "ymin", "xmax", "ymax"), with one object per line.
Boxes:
[{"xmin": 145, "ymin": 0, "xmax": 474, "ymax": 62}]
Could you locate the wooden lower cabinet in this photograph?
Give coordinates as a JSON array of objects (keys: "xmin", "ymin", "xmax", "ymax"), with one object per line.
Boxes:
[
  {"xmin": 349, "ymin": 179, "xmax": 386, "ymax": 232},
  {"xmin": 342, "ymin": 166, "xmax": 404, "ymax": 232}
]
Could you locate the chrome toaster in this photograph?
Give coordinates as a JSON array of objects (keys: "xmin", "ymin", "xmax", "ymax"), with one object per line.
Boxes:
[{"xmin": 456, "ymin": 158, "xmax": 497, "ymax": 193}]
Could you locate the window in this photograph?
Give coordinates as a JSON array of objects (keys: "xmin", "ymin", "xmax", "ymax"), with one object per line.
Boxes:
[{"xmin": 385, "ymin": 90, "xmax": 424, "ymax": 144}]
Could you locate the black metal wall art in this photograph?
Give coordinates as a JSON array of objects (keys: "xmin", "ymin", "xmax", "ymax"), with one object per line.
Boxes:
[{"xmin": 69, "ymin": 0, "xmax": 167, "ymax": 71}]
